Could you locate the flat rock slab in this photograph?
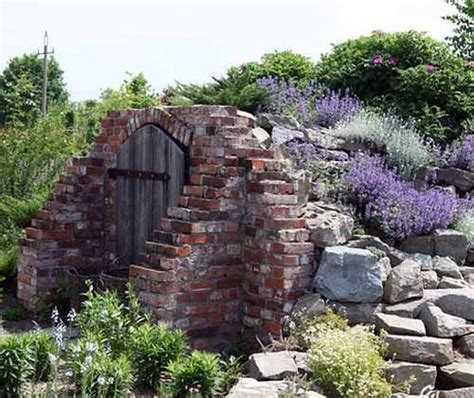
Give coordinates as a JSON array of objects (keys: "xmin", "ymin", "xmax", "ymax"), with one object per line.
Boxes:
[
  {"xmin": 248, "ymin": 351, "xmax": 299, "ymax": 380},
  {"xmin": 433, "ymin": 257, "xmax": 463, "ymax": 279},
  {"xmin": 385, "ymin": 361, "xmax": 436, "ymax": 394},
  {"xmin": 329, "ymin": 301, "xmax": 383, "ymax": 325},
  {"xmin": 419, "ymin": 303, "xmax": 474, "ymax": 338},
  {"xmin": 307, "ymin": 210, "xmax": 354, "ymax": 248},
  {"xmin": 384, "ymin": 298, "xmax": 426, "ymax": 318},
  {"xmin": 440, "ymin": 361, "xmax": 474, "ymax": 388},
  {"xmin": 383, "ymin": 260, "xmax": 423, "ymax": 304},
  {"xmin": 456, "ymin": 334, "xmax": 474, "ymax": 358},
  {"xmin": 437, "ymin": 387, "xmax": 474, "ymax": 397},
  {"xmin": 375, "ymin": 313, "xmax": 426, "ymax": 336},
  {"xmin": 227, "ymin": 377, "xmax": 288, "ymax": 398},
  {"xmin": 385, "ymin": 334, "xmax": 454, "ymax": 366},
  {"xmin": 425, "ymin": 289, "xmax": 474, "ymax": 321},
  {"xmin": 313, "ymin": 246, "xmax": 383, "ymax": 303},
  {"xmin": 439, "ymin": 277, "xmax": 468, "ymax": 289}
]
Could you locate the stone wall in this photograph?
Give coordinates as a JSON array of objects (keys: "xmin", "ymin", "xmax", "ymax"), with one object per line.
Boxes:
[{"xmin": 18, "ymin": 105, "xmax": 315, "ymax": 349}]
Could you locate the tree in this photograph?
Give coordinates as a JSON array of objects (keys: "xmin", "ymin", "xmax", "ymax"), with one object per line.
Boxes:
[
  {"xmin": 444, "ymin": 0, "xmax": 474, "ymax": 59},
  {"xmin": 0, "ymin": 53, "xmax": 69, "ymax": 127}
]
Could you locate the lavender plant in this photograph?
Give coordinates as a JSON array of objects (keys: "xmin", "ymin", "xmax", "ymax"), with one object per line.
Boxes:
[
  {"xmin": 331, "ymin": 110, "xmax": 433, "ymax": 178},
  {"xmin": 315, "ymin": 90, "xmax": 362, "ymax": 127},
  {"xmin": 346, "ymin": 155, "xmax": 472, "ymax": 241},
  {"xmin": 450, "ymin": 133, "xmax": 474, "ymax": 172}
]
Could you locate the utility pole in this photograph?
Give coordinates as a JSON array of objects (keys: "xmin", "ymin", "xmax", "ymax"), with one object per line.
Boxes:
[{"xmin": 37, "ymin": 31, "xmax": 54, "ymax": 116}]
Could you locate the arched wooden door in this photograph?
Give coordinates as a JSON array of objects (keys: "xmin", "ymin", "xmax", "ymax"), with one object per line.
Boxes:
[{"xmin": 113, "ymin": 125, "xmax": 185, "ymax": 264}]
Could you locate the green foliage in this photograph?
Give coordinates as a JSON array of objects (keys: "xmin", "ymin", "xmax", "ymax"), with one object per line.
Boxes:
[
  {"xmin": 308, "ymin": 326, "xmax": 391, "ymax": 398},
  {"xmin": 169, "ymin": 50, "xmax": 315, "ymax": 113},
  {"xmin": 454, "ymin": 210, "xmax": 474, "ymax": 246},
  {"xmin": 331, "ymin": 110, "xmax": 433, "ymax": 177},
  {"xmin": 0, "ymin": 53, "xmax": 68, "ymax": 127},
  {"xmin": 0, "ymin": 333, "xmax": 34, "ymax": 397},
  {"xmin": 1, "ymin": 305, "xmax": 27, "ymax": 321},
  {"xmin": 27, "ymin": 331, "xmax": 58, "ymax": 382},
  {"xmin": 365, "ymin": 246, "xmax": 388, "ymax": 260},
  {"xmin": 444, "ymin": 0, "xmax": 474, "ymax": 59},
  {"xmin": 217, "ymin": 355, "xmax": 242, "ymax": 396},
  {"xmin": 130, "ymin": 323, "xmax": 187, "ymax": 388},
  {"xmin": 165, "ymin": 351, "xmax": 221, "ymax": 398},
  {"xmin": 315, "ymin": 31, "xmax": 474, "ymax": 143}
]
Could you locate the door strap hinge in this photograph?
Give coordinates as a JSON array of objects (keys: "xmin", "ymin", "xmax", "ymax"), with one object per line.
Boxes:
[{"xmin": 107, "ymin": 168, "xmax": 170, "ymax": 181}]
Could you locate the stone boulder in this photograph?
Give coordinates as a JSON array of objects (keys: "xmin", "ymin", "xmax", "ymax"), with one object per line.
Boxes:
[
  {"xmin": 251, "ymin": 127, "xmax": 272, "ymax": 148},
  {"xmin": 418, "ymin": 303, "xmax": 474, "ymax": 338},
  {"xmin": 437, "ymin": 388, "xmax": 474, "ymax": 398},
  {"xmin": 346, "ymin": 235, "xmax": 406, "ymax": 266},
  {"xmin": 328, "ymin": 302, "xmax": 383, "ymax": 325},
  {"xmin": 271, "ymin": 126, "xmax": 306, "ymax": 145},
  {"xmin": 383, "ymin": 260, "xmax": 423, "ymax": 304},
  {"xmin": 384, "ymin": 334, "xmax": 454, "ymax": 365},
  {"xmin": 440, "ymin": 360, "xmax": 474, "ymax": 388},
  {"xmin": 425, "ymin": 289, "xmax": 474, "ymax": 321},
  {"xmin": 437, "ymin": 167, "xmax": 474, "ymax": 193},
  {"xmin": 456, "ymin": 334, "xmax": 474, "ymax": 358},
  {"xmin": 385, "ymin": 361, "xmax": 436, "ymax": 394},
  {"xmin": 433, "ymin": 256, "xmax": 463, "ymax": 279},
  {"xmin": 248, "ymin": 351, "xmax": 299, "ymax": 380},
  {"xmin": 227, "ymin": 378, "xmax": 288, "ymax": 398},
  {"xmin": 291, "ymin": 293, "xmax": 325, "ymax": 323},
  {"xmin": 256, "ymin": 113, "xmax": 300, "ymax": 130},
  {"xmin": 434, "ymin": 230, "xmax": 469, "ymax": 265},
  {"xmin": 375, "ymin": 313, "xmax": 426, "ymax": 336},
  {"xmin": 312, "ymin": 247, "xmax": 383, "ymax": 303},
  {"xmin": 378, "ymin": 257, "xmax": 392, "ymax": 282},
  {"xmin": 439, "ymin": 277, "xmax": 468, "ymax": 289},
  {"xmin": 400, "ymin": 235, "xmax": 434, "ymax": 256},
  {"xmin": 422, "ymin": 271, "xmax": 439, "ymax": 289},
  {"xmin": 306, "ymin": 210, "xmax": 354, "ymax": 248},
  {"xmin": 384, "ymin": 298, "xmax": 426, "ymax": 318}
]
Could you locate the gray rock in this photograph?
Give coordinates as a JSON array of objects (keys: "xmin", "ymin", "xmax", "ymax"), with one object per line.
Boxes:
[
  {"xmin": 418, "ymin": 303, "xmax": 474, "ymax": 338},
  {"xmin": 425, "ymin": 289, "xmax": 474, "ymax": 321},
  {"xmin": 288, "ymin": 351, "xmax": 310, "ymax": 374},
  {"xmin": 303, "ymin": 393, "xmax": 326, "ymax": 398},
  {"xmin": 313, "ymin": 247, "xmax": 383, "ymax": 303},
  {"xmin": 408, "ymin": 253, "xmax": 433, "ymax": 271},
  {"xmin": 384, "ymin": 260, "xmax": 423, "ymax": 304},
  {"xmin": 346, "ymin": 235, "xmax": 406, "ymax": 265},
  {"xmin": 400, "ymin": 235, "xmax": 434, "ymax": 256},
  {"xmin": 257, "ymin": 113, "xmax": 300, "ymax": 131},
  {"xmin": 459, "ymin": 267, "xmax": 474, "ymax": 279},
  {"xmin": 467, "ymin": 249, "xmax": 474, "ymax": 267},
  {"xmin": 375, "ymin": 313, "xmax": 426, "ymax": 336},
  {"xmin": 440, "ymin": 360, "xmax": 474, "ymax": 388},
  {"xmin": 251, "ymin": 127, "xmax": 272, "ymax": 148},
  {"xmin": 288, "ymin": 169, "xmax": 311, "ymax": 206},
  {"xmin": 434, "ymin": 229, "xmax": 469, "ymax": 265},
  {"xmin": 378, "ymin": 257, "xmax": 392, "ymax": 282},
  {"xmin": 456, "ymin": 334, "xmax": 474, "ymax": 358},
  {"xmin": 248, "ymin": 351, "xmax": 298, "ymax": 380},
  {"xmin": 305, "ymin": 128, "xmax": 345, "ymax": 150},
  {"xmin": 291, "ymin": 293, "xmax": 325, "ymax": 323},
  {"xmin": 384, "ymin": 299, "xmax": 426, "ymax": 318},
  {"xmin": 437, "ymin": 387, "xmax": 474, "ymax": 398},
  {"xmin": 422, "ymin": 271, "xmax": 439, "ymax": 289},
  {"xmin": 439, "ymin": 277, "xmax": 468, "ymax": 289},
  {"xmin": 384, "ymin": 334, "xmax": 454, "ymax": 365},
  {"xmin": 271, "ymin": 126, "xmax": 306, "ymax": 145},
  {"xmin": 227, "ymin": 377, "xmax": 288, "ymax": 398},
  {"xmin": 306, "ymin": 210, "xmax": 354, "ymax": 248},
  {"xmin": 328, "ymin": 301, "xmax": 383, "ymax": 325},
  {"xmin": 433, "ymin": 256, "xmax": 463, "ymax": 279},
  {"xmin": 385, "ymin": 361, "xmax": 436, "ymax": 394},
  {"xmin": 437, "ymin": 167, "xmax": 474, "ymax": 193}
]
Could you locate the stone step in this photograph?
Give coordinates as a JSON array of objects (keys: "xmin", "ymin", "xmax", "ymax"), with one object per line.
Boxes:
[
  {"xmin": 145, "ymin": 241, "xmax": 191, "ymax": 257},
  {"xmin": 240, "ymin": 158, "xmax": 283, "ymax": 172},
  {"xmin": 159, "ymin": 218, "xmax": 239, "ymax": 234},
  {"xmin": 246, "ymin": 181, "xmax": 295, "ymax": 195},
  {"xmin": 440, "ymin": 360, "xmax": 474, "ymax": 389},
  {"xmin": 247, "ymin": 171, "xmax": 292, "ymax": 182},
  {"xmin": 167, "ymin": 206, "xmax": 229, "ymax": 222},
  {"xmin": 375, "ymin": 313, "xmax": 426, "ymax": 336},
  {"xmin": 385, "ymin": 361, "xmax": 436, "ymax": 395}
]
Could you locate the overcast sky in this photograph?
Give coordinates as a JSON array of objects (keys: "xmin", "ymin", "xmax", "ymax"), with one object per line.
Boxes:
[{"xmin": 1, "ymin": 0, "xmax": 454, "ymax": 101}]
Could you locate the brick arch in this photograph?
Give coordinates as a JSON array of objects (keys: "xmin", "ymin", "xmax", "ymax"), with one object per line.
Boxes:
[{"xmin": 18, "ymin": 105, "xmax": 315, "ymax": 350}]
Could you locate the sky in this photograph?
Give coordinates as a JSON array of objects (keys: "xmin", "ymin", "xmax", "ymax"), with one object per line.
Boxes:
[{"xmin": 1, "ymin": 0, "xmax": 454, "ymax": 101}]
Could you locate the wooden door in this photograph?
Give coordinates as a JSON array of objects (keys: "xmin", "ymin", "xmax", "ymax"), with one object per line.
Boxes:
[{"xmin": 115, "ymin": 125, "xmax": 185, "ymax": 264}]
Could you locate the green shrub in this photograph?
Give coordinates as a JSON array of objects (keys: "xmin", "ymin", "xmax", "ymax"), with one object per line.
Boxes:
[
  {"xmin": 130, "ymin": 323, "xmax": 187, "ymax": 388},
  {"xmin": 2, "ymin": 305, "xmax": 28, "ymax": 322},
  {"xmin": 0, "ymin": 334, "xmax": 34, "ymax": 397},
  {"xmin": 169, "ymin": 50, "xmax": 315, "ymax": 113},
  {"xmin": 217, "ymin": 355, "xmax": 242, "ymax": 396},
  {"xmin": 308, "ymin": 326, "xmax": 391, "ymax": 398},
  {"xmin": 315, "ymin": 30, "xmax": 474, "ymax": 143},
  {"xmin": 365, "ymin": 246, "xmax": 388, "ymax": 260},
  {"xmin": 331, "ymin": 110, "xmax": 433, "ymax": 177},
  {"xmin": 454, "ymin": 210, "xmax": 474, "ymax": 246},
  {"xmin": 27, "ymin": 331, "xmax": 58, "ymax": 382},
  {"xmin": 165, "ymin": 350, "xmax": 221, "ymax": 398}
]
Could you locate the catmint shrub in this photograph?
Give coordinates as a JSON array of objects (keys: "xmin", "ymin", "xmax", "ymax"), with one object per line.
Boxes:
[
  {"xmin": 450, "ymin": 134, "xmax": 474, "ymax": 172},
  {"xmin": 315, "ymin": 90, "xmax": 362, "ymax": 127}
]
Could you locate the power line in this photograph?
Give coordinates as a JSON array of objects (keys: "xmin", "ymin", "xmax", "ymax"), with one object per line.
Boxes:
[{"xmin": 37, "ymin": 31, "xmax": 54, "ymax": 116}]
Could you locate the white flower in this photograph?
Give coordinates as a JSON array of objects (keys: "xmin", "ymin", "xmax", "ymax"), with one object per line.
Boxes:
[
  {"xmin": 84, "ymin": 355, "xmax": 92, "ymax": 368},
  {"xmin": 85, "ymin": 342, "xmax": 98, "ymax": 352},
  {"xmin": 48, "ymin": 353, "xmax": 57, "ymax": 363},
  {"xmin": 67, "ymin": 308, "xmax": 77, "ymax": 323},
  {"xmin": 51, "ymin": 307, "xmax": 60, "ymax": 324},
  {"xmin": 107, "ymin": 377, "xmax": 114, "ymax": 385},
  {"xmin": 65, "ymin": 369, "xmax": 73, "ymax": 377},
  {"xmin": 71, "ymin": 344, "xmax": 81, "ymax": 353},
  {"xmin": 97, "ymin": 376, "xmax": 106, "ymax": 385}
]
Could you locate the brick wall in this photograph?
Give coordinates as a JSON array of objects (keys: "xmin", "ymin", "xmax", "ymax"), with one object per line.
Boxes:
[{"xmin": 18, "ymin": 105, "xmax": 315, "ymax": 349}]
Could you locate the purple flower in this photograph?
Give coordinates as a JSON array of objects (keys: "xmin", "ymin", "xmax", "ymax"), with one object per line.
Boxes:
[
  {"xmin": 315, "ymin": 90, "xmax": 363, "ymax": 127},
  {"xmin": 388, "ymin": 57, "xmax": 399, "ymax": 66},
  {"xmin": 426, "ymin": 64, "xmax": 435, "ymax": 73},
  {"xmin": 373, "ymin": 56, "xmax": 384, "ymax": 66},
  {"xmin": 450, "ymin": 134, "xmax": 474, "ymax": 172},
  {"xmin": 346, "ymin": 154, "xmax": 472, "ymax": 241}
]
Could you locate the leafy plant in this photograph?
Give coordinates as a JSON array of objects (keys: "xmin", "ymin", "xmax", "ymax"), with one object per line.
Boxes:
[
  {"xmin": 0, "ymin": 334, "xmax": 34, "ymax": 397},
  {"xmin": 308, "ymin": 326, "xmax": 391, "ymax": 398},
  {"xmin": 165, "ymin": 351, "xmax": 221, "ymax": 398},
  {"xmin": 315, "ymin": 30, "xmax": 474, "ymax": 143},
  {"xmin": 444, "ymin": 0, "xmax": 474, "ymax": 59},
  {"xmin": 217, "ymin": 355, "xmax": 242, "ymax": 396},
  {"xmin": 454, "ymin": 210, "xmax": 474, "ymax": 246},
  {"xmin": 130, "ymin": 323, "xmax": 187, "ymax": 388},
  {"xmin": 331, "ymin": 110, "xmax": 433, "ymax": 178},
  {"xmin": 27, "ymin": 331, "xmax": 58, "ymax": 382}
]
